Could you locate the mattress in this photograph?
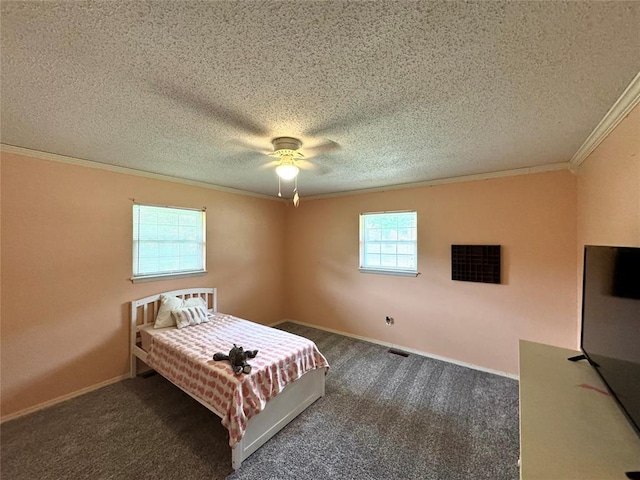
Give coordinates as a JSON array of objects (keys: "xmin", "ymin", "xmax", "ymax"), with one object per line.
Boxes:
[
  {"xmin": 140, "ymin": 324, "xmax": 175, "ymax": 351},
  {"xmin": 144, "ymin": 313, "xmax": 329, "ymax": 447}
]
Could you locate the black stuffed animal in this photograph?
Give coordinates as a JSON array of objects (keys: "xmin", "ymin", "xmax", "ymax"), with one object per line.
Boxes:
[{"xmin": 213, "ymin": 344, "xmax": 258, "ymax": 375}]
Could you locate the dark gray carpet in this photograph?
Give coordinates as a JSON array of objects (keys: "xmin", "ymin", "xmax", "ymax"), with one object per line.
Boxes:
[{"xmin": 1, "ymin": 323, "xmax": 520, "ymax": 479}]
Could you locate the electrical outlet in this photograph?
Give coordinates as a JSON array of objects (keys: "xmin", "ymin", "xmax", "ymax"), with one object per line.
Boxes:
[{"xmin": 385, "ymin": 316, "xmax": 394, "ymax": 326}]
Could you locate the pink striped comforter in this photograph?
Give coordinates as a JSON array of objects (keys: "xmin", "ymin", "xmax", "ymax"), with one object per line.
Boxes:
[{"xmin": 145, "ymin": 314, "xmax": 329, "ymax": 447}]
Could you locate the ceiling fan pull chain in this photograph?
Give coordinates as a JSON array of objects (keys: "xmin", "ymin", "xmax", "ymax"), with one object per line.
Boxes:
[
  {"xmin": 293, "ymin": 177, "xmax": 300, "ymax": 207},
  {"xmin": 278, "ymin": 177, "xmax": 282, "ymax": 197}
]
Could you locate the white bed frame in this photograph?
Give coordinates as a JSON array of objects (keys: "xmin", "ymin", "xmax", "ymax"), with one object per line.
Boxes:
[{"xmin": 130, "ymin": 287, "xmax": 326, "ymax": 470}]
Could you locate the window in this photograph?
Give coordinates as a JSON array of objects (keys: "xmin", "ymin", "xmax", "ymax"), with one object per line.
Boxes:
[
  {"xmin": 132, "ymin": 204, "xmax": 206, "ymax": 282},
  {"xmin": 359, "ymin": 211, "xmax": 417, "ymax": 276}
]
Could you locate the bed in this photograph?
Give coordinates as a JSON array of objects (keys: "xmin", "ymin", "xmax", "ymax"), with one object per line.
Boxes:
[{"xmin": 130, "ymin": 287, "xmax": 329, "ymax": 470}]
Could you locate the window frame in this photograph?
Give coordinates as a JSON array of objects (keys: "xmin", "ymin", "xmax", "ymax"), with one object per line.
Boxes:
[
  {"xmin": 359, "ymin": 210, "xmax": 418, "ymax": 277},
  {"xmin": 131, "ymin": 203, "xmax": 207, "ymax": 283}
]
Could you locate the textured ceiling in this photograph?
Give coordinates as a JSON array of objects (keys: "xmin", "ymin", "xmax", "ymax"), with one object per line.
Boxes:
[{"xmin": 1, "ymin": 1, "xmax": 639, "ymax": 198}]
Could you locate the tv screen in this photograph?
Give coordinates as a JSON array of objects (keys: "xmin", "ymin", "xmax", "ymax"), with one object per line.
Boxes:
[{"xmin": 581, "ymin": 245, "xmax": 640, "ymax": 437}]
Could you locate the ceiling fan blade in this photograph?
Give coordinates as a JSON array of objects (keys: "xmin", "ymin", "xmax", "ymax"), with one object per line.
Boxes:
[
  {"xmin": 297, "ymin": 160, "xmax": 314, "ymax": 171},
  {"xmin": 305, "ymin": 102, "xmax": 399, "ymax": 137},
  {"xmin": 150, "ymin": 82, "xmax": 268, "ymax": 136},
  {"xmin": 227, "ymin": 138, "xmax": 272, "ymax": 155},
  {"xmin": 221, "ymin": 150, "xmax": 266, "ymax": 167},
  {"xmin": 296, "ymin": 159, "xmax": 331, "ymax": 175},
  {"xmin": 259, "ymin": 159, "xmax": 280, "ymax": 170},
  {"xmin": 301, "ymin": 139, "xmax": 340, "ymax": 158}
]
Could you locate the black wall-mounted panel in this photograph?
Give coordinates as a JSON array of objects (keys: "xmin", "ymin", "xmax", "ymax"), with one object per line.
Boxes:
[{"xmin": 451, "ymin": 245, "xmax": 501, "ymax": 284}]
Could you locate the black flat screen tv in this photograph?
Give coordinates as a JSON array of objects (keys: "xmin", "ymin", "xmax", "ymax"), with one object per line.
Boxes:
[{"xmin": 581, "ymin": 245, "xmax": 640, "ymax": 438}]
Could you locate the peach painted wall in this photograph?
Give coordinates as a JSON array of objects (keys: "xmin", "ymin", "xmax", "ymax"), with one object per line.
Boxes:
[
  {"xmin": 0, "ymin": 152, "xmax": 285, "ymax": 418},
  {"xmin": 284, "ymin": 171, "xmax": 578, "ymax": 375},
  {"xmin": 577, "ymin": 103, "xmax": 640, "ymax": 247}
]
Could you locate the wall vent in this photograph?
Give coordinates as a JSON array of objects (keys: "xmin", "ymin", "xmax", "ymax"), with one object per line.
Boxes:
[{"xmin": 388, "ymin": 348, "xmax": 409, "ymax": 357}]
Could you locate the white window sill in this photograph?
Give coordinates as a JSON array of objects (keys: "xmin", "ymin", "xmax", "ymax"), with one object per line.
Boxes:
[
  {"xmin": 359, "ymin": 268, "xmax": 419, "ymax": 277},
  {"xmin": 131, "ymin": 270, "xmax": 207, "ymax": 283}
]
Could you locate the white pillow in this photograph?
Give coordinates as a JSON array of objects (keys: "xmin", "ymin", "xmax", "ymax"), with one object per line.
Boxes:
[
  {"xmin": 185, "ymin": 296, "xmax": 208, "ymax": 310},
  {"xmin": 154, "ymin": 295, "xmax": 183, "ymax": 328},
  {"xmin": 172, "ymin": 306, "xmax": 210, "ymax": 329},
  {"xmin": 154, "ymin": 295, "xmax": 208, "ymax": 328}
]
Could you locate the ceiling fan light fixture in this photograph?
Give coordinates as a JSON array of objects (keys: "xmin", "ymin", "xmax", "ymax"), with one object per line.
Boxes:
[{"xmin": 275, "ymin": 163, "xmax": 300, "ymax": 180}]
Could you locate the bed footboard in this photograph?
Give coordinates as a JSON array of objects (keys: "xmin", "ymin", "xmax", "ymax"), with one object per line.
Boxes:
[{"xmin": 231, "ymin": 367, "xmax": 326, "ymax": 470}]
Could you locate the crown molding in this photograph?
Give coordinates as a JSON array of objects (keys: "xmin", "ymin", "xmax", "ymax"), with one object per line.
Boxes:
[
  {"xmin": 0, "ymin": 144, "xmax": 278, "ymax": 201},
  {"xmin": 303, "ymin": 162, "xmax": 571, "ymax": 201},
  {"xmin": 1, "ymin": 143, "xmax": 573, "ymax": 202},
  {"xmin": 570, "ymin": 70, "xmax": 640, "ymax": 167}
]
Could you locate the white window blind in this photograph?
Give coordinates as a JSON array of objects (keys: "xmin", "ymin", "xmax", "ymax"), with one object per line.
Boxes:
[
  {"xmin": 359, "ymin": 211, "xmax": 417, "ymax": 275},
  {"xmin": 133, "ymin": 204, "xmax": 206, "ymax": 280}
]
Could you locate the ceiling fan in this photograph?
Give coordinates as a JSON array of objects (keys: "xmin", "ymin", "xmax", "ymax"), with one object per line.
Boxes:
[
  {"xmin": 269, "ymin": 136, "xmax": 304, "ymax": 207},
  {"xmin": 225, "ymin": 134, "xmax": 339, "ymax": 207},
  {"xmin": 149, "ymin": 82, "xmax": 400, "ymax": 204},
  {"xmin": 233, "ymin": 135, "xmax": 339, "ymax": 207}
]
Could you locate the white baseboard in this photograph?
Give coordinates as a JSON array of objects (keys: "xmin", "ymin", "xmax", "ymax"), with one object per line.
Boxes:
[
  {"xmin": 1, "ymin": 374, "xmax": 130, "ymax": 424},
  {"xmin": 279, "ymin": 319, "xmax": 519, "ymax": 380}
]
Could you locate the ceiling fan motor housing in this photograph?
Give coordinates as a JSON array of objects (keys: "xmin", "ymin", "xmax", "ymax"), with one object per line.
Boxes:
[{"xmin": 272, "ymin": 136, "xmax": 302, "ymax": 153}]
